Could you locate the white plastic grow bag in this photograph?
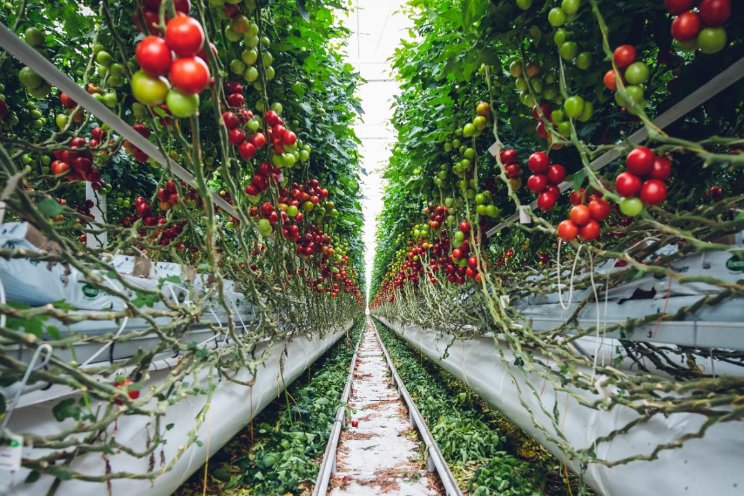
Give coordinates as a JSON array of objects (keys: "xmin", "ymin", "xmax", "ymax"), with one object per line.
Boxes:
[
  {"xmin": 0, "ymin": 321, "xmax": 352, "ymax": 496},
  {"xmin": 377, "ymin": 317, "xmax": 744, "ymax": 496}
]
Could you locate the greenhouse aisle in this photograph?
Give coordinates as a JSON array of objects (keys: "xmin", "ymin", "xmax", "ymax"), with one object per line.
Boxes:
[{"xmin": 329, "ymin": 319, "xmax": 441, "ymax": 495}]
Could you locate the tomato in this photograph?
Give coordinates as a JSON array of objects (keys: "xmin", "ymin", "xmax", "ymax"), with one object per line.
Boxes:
[
  {"xmin": 548, "ymin": 7, "xmax": 566, "ymax": 27},
  {"xmin": 625, "ymin": 146, "xmax": 656, "ymax": 176},
  {"xmin": 664, "ymin": 0, "xmax": 694, "ymax": 15},
  {"xmin": 671, "ymin": 12, "xmax": 701, "ymax": 42},
  {"xmin": 505, "ymin": 164, "xmax": 521, "ymax": 178},
  {"xmin": 615, "ymin": 171, "xmax": 642, "ymax": 197},
  {"xmin": 588, "ymin": 198, "xmax": 611, "ymax": 221},
  {"xmin": 569, "ymin": 205, "xmax": 591, "ymax": 226},
  {"xmin": 165, "ymin": 14, "xmax": 204, "ymax": 57},
  {"xmin": 697, "ymin": 27, "xmax": 727, "ymax": 54},
  {"xmin": 537, "ymin": 190, "xmax": 558, "ymax": 211},
  {"xmin": 18, "ymin": 66, "xmax": 42, "ymax": 89},
  {"xmin": 613, "ymin": 45, "xmax": 636, "ymax": 69},
  {"xmin": 130, "ymin": 70, "xmax": 170, "ymax": 105},
  {"xmin": 227, "ymin": 92, "xmax": 245, "ymax": 107},
  {"xmin": 51, "ymin": 160, "xmax": 69, "ymax": 175},
  {"xmin": 459, "ymin": 220, "xmax": 471, "ymax": 234},
  {"xmin": 547, "ymin": 164, "xmax": 566, "ymax": 185},
  {"xmin": 579, "ymin": 220, "xmax": 601, "ymax": 241},
  {"xmin": 526, "ymin": 174, "xmax": 547, "ymax": 193},
  {"xmin": 559, "ymin": 41, "xmax": 578, "ymax": 61},
  {"xmin": 601, "ymin": 70, "xmax": 617, "ymax": 92},
  {"xmin": 561, "ymin": 0, "xmax": 581, "ymax": 15},
  {"xmin": 169, "ymin": 56, "xmax": 210, "ymax": 95},
  {"xmin": 135, "ymin": 36, "xmax": 172, "ymax": 76},
  {"xmin": 166, "ymin": 89, "xmax": 199, "ymax": 118},
  {"xmin": 60, "ymin": 92, "xmax": 77, "ymax": 109},
  {"xmin": 640, "ymin": 179, "xmax": 667, "ymax": 206},
  {"xmin": 650, "ymin": 156, "xmax": 672, "ymax": 180},
  {"xmin": 575, "ymin": 51, "xmax": 592, "ymax": 70},
  {"xmin": 569, "ymin": 188, "xmax": 585, "ymax": 205},
  {"xmin": 619, "ymin": 197, "xmax": 643, "ymax": 217},
  {"xmin": 624, "ymin": 62, "xmax": 649, "ymax": 85},
  {"xmin": 698, "ymin": 0, "xmax": 731, "ymax": 27},
  {"xmin": 476, "ymin": 101, "xmax": 491, "ymax": 117},
  {"xmin": 557, "ymin": 219, "xmax": 578, "ymax": 241},
  {"xmin": 252, "ymin": 132, "xmax": 267, "ymax": 149},
  {"xmin": 501, "ymin": 148, "xmax": 518, "ymax": 164},
  {"xmin": 535, "ymin": 122, "xmax": 548, "ymax": 139},
  {"xmin": 563, "ymin": 96, "xmax": 584, "ymax": 119},
  {"xmin": 528, "ymin": 151, "xmax": 550, "ymax": 173}
]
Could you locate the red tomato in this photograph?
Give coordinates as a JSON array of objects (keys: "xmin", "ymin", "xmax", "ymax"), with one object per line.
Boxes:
[
  {"xmin": 169, "ymin": 56, "xmax": 209, "ymax": 95},
  {"xmin": 227, "ymin": 92, "xmax": 245, "ymax": 107},
  {"xmin": 535, "ymin": 121, "xmax": 548, "ymax": 139},
  {"xmin": 557, "ymin": 220, "xmax": 579, "ymax": 241},
  {"xmin": 500, "ymin": 148, "xmax": 518, "ymax": 164},
  {"xmin": 222, "ymin": 111, "xmax": 240, "ymax": 129},
  {"xmin": 699, "ymin": 0, "xmax": 731, "ymax": 27},
  {"xmin": 640, "ymin": 179, "xmax": 667, "ymax": 205},
  {"xmin": 569, "ymin": 205, "xmax": 591, "ymax": 226},
  {"xmin": 613, "ymin": 45, "xmax": 636, "ymax": 69},
  {"xmin": 505, "ymin": 164, "xmax": 521, "ymax": 178},
  {"xmin": 547, "ymin": 164, "xmax": 566, "ymax": 185},
  {"xmin": 527, "ymin": 174, "xmax": 548, "ymax": 193},
  {"xmin": 588, "ymin": 198, "xmax": 611, "ymax": 221},
  {"xmin": 615, "ymin": 172, "xmax": 642, "ymax": 197},
  {"xmin": 165, "ymin": 14, "xmax": 204, "ymax": 57},
  {"xmin": 579, "ymin": 220, "xmax": 601, "ymax": 241},
  {"xmin": 603, "ymin": 69, "xmax": 618, "ymax": 91},
  {"xmin": 671, "ymin": 12, "xmax": 701, "ymax": 42},
  {"xmin": 664, "ymin": 0, "xmax": 694, "ymax": 15},
  {"xmin": 228, "ymin": 128, "xmax": 245, "ymax": 145},
  {"xmin": 625, "ymin": 146, "xmax": 656, "ymax": 176},
  {"xmin": 51, "ymin": 160, "xmax": 70, "ymax": 175},
  {"xmin": 650, "ymin": 156, "xmax": 672, "ymax": 180},
  {"xmin": 528, "ymin": 151, "xmax": 550, "ymax": 173},
  {"xmin": 135, "ymin": 36, "xmax": 172, "ymax": 76},
  {"xmin": 569, "ymin": 188, "xmax": 585, "ymax": 206},
  {"xmin": 60, "ymin": 92, "xmax": 77, "ymax": 109},
  {"xmin": 459, "ymin": 220, "xmax": 471, "ymax": 233},
  {"xmin": 537, "ymin": 190, "xmax": 558, "ymax": 211},
  {"xmin": 252, "ymin": 132, "xmax": 267, "ymax": 149}
]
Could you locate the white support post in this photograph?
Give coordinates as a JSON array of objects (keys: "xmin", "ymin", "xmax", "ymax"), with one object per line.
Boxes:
[{"xmin": 85, "ymin": 182, "xmax": 107, "ymax": 249}]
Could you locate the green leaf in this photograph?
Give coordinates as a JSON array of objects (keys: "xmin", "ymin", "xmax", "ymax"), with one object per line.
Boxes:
[{"xmin": 52, "ymin": 398, "xmax": 81, "ymax": 422}]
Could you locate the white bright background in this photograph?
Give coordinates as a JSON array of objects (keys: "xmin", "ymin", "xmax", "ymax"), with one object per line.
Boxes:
[{"xmin": 340, "ymin": 0, "xmax": 412, "ymax": 302}]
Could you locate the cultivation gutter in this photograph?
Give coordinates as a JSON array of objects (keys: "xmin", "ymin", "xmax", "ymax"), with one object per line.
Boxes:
[
  {"xmin": 0, "ymin": 321, "xmax": 354, "ymax": 496},
  {"xmin": 311, "ymin": 326, "xmax": 363, "ymax": 496},
  {"xmin": 486, "ymin": 55, "xmax": 744, "ymax": 237},
  {"xmin": 370, "ymin": 319, "xmax": 463, "ymax": 496},
  {"xmin": 376, "ymin": 317, "xmax": 744, "ymax": 496}
]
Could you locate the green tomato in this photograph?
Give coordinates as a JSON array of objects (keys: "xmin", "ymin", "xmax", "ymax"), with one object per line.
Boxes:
[
  {"xmin": 18, "ymin": 66, "xmax": 42, "ymax": 89},
  {"xmin": 110, "ymin": 63, "xmax": 125, "ymax": 78},
  {"xmin": 619, "ymin": 197, "xmax": 643, "ymax": 217},
  {"xmin": 244, "ymin": 66, "xmax": 259, "ymax": 82},
  {"xmin": 548, "ymin": 8, "xmax": 566, "ymax": 27},
  {"xmin": 247, "ymin": 118, "xmax": 261, "ymax": 132},
  {"xmin": 261, "ymin": 36, "xmax": 271, "ymax": 48},
  {"xmin": 132, "ymin": 102, "xmax": 147, "ymax": 119},
  {"xmin": 515, "ymin": 0, "xmax": 533, "ymax": 10},
  {"xmin": 241, "ymin": 48, "xmax": 259, "ymax": 65},
  {"xmin": 287, "ymin": 205, "xmax": 299, "ymax": 217},
  {"xmin": 462, "ymin": 123, "xmax": 476, "ymax": 137},
  {"xmin": 247, "ymin": 23, "xmax": 259, "ymax": 37},
  {"xmin": 509, "ymin": 60, "xmax": 523, "ymax": 77},
  {"xmin": 561, "ymin": 0, "xmax": 581, "ymax": 15},
  {"xmin": 515, "ymin": 77, "xmax": 529, "ymax": 92},
  {"xmin": 225, "ymin": 27, "xmax": 242, "ymax": 43},
  {"xmin": 283, "ymin": 153, "xmax": 296, "ymax": 167},
  {"xmin": 577, "ymin": 100, "xmax": 593, "ymax": 122},
  {"xmin": 554, "ymin": 29, "xmax": 568, "ymax": 46},
  {"xmin": 454, "ymin": 230, "xmax": 465, "ymax": 242},
  {"xmin": 473, "ymin": 115, "xmax": 488, "ymax": 130},
  {"xmin": 624, "ymin": 62, "xmax": 649, "ymax": 85},
  {"xmin": 697, "ymin": 27, "xmax": 727, "ymax": 55},
  {"xmin": 451, "ymin": 138, "xmax": 461, "ymax": 149},
  {"xmin": 558, "ymin": 121, "xmax": 572, "ymax": 136},
  {"xmin": 244, "ymin": 34, "xmax": 259, "ymax": 48},
  {"xmin": 258, "ymin": 218, "xmax": 272, "ymax": 235},
  {"xmin": 24, "ymin": 27, "xmax": 44, "ymax": 47},
  {"xmin": 108, "ymin": 75, "xmax": 124, "ymax": 88},
  {"xmin": 519, "ymin": 91, "xmax": 536, "ymax": 107},
  {"xmin": 166, "ymin": 89, "xmax": 199, "ymax": 118},
  {"xmin": 464, "ymin": 148, "xmax": 475, "ymax": 159},
  {"xmin": 486, "ymin": 204, "xmax": 500, "ymax": 217},
  {"xmin": 130, "ymin": 70, "xmax": 169, "ymax": 106},
  {"xmin": 560, "ymin": 41, "xmax": 578, "ymax": 61},
  {"xmin": 27, "ymin": 83, "xmax": 50, "ymax": 98},
  {"xmin": 102, "ymin": 92, "xmax": 118, "ymax": 108},
  {"xmin": 230, "ymin": 59, "xmax": 246, "ymax": 75},
  {"xmin": 476, "ymin": 204, "xmax": 488, "ymax": 215},
  {"xmin": 475, "ymin": 193, "xmax": 486, "ymax": 205},
  {"xmin": 95, "ymin": 50, "xmax": 113, "ymax": 67},
  {"xmin": 543, "ymin": 85, "xmax": 559, "ymax": 100},
  {"xmin": 271, "ymin": 102, "xmax": 283, "ymax": 114},
  {"xmin": 530, "ymin": 78, "xmax": 543, "ymax": 94},
  {"xmin": 265, "ymin": 66, "xmax": 275, "ymax": 80},
  {"xmin": 575, "ymin": 51, "xmax": 592, "ymax": 70},
  {"xmin": 551, "ymin": 109, "xmax": 565, "ymax": 124},
  {"xmin": 563, "ymin": 95, "xmax": 585, "ymax": 119}
]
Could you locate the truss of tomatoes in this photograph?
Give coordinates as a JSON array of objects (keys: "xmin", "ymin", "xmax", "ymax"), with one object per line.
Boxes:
[
  {"xmin": 666, "ymin": 0, "xmax": 732, "ymax": 55},
  {"xmin": 526, "ymin": 151, "xmax": 566, "ymax": 211}
]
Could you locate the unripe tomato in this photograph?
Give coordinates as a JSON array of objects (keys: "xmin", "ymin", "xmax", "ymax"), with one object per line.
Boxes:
[
  {"xmin": 135, "ymin": 36, "xmax": 172, "ymax": 76},
  {"xmin": 528, "ymin": 151, "xmax": 549, "ymax": 173},
  {"xmin": 131, "ymin": 70, "xmax": 170, "ymax": 105},
  {"xmin": 569, "ymin": 205, "xmax": 591, "ymax": 226},
  {"xmin": 557, "ymin": 219, "xmax": 578, "ymax": 241},
  {"xmin": 625, "ymin": 146, "xmax": 656, "ymax": 176},
  {"xmin": 640, "ymin": 179, "xmax": 667, "ymax": 206},
  {"xmin": 169, "ymin": 56, "xmax": 210, "ymax": 95},
  {"xmin": 619, "ymin": 197, "xmax": 643, "ymax": 217},
  {"xmin": 563, "ymin": 96, "xmax": 584, "ymax": 119},
  {"xmin": 624, "ymin": 62, "xmax": 649, "ymax": 85},
  {"xmin": 697, "ymin": 28, "xmax": 727, "ymax": 54},
  {"xmin": 166, "ymin": 89, "xmax": 199, "ymax": 118},
  {"xmin": 671, "ymin": 12, "xmax": 701, "ymax": 42},
  {"xmin": 613, "ymin": 45, "xmax": 636, "ymax": 69},
  {"xmin": 165, "ymin": 15, "xmax": 204, "ymax": 57},
  {"xmin": 698, "ymin": 0, "xmax": 730, "ymax": 27},
  {"xmin": 615, "ymin": 172, "xmax": 642, "ymax": 197}
]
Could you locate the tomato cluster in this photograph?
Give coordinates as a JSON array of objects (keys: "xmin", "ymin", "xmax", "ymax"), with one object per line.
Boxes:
[
  {"xmin": 557, "ymin": 193, "xmax": 611, "ymax": 242},
  {"xmin": 604, "ymin": 45, "xmax": 650, "ymax": 110},
  {"xmin": 51, "ymin": 133, "xmax": 108, "ymax": 191},
  {"xmin": 615, "ymin": 146, "xmax": 672, "ymax": 216},
  {"xmin": 526, "ymin": 151, "xmax": 566, "ymax": 211},
  {"xmin": 666, "ymin": 0, "xmax": 731, "ymax": 54}
]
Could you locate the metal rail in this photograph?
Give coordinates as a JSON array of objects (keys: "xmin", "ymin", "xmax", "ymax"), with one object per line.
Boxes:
[
  {"xmin": 370, "ymin": 319, "xmax": 463, "ymax": 496},
  {"xmin": 312, "ymin": 327, "xmax": 363, "ymax": 496},
  {"xmin": 486, "ymin": 55, "xmax": 744, "ymax": 238}
]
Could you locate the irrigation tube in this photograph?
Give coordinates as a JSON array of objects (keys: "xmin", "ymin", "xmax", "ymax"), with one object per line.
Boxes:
[
  {"xmin": 0, "ymin": 321, "xmax": 353, "ymax": 496},
  {"xmin": 486, "ymin": 55, "xmax": 744, "ymax": 237},
  {"xmin": 375, "ymin": 317, "xmax": 744, "ymax": 496},
  {"xmin": 312, "ymin": 327, "xmax": 362, "ymax": 496},
  {"xmin": 371, "ymin": 320, "xmax": 463, "ymax": 496}
]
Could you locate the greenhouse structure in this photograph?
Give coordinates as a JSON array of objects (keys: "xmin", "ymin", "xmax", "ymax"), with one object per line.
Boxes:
[{"xmin": 0, "ymin": 0, "xmax": 742, "ymax": 495}]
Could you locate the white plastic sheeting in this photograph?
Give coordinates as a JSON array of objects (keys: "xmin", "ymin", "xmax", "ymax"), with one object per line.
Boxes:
[
  {"xmin": 377, "ymin": 317, "xmax": 744, "ymax": 496},
  {"xmin": 0, "ymin": 321, "xmax": 352, "ymax": 496}
]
